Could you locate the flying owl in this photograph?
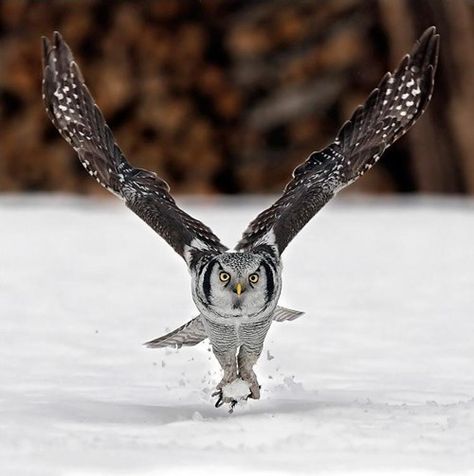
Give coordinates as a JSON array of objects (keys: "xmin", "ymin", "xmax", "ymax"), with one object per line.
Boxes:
[{"xmin": 42, "ymin": 28, "xmax": 439, "ymax": 410}]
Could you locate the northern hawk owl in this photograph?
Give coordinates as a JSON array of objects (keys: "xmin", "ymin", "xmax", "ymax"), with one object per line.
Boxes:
[{"xmin": 42, "ymin": 27, "xmax": 439, "ymax": 410}]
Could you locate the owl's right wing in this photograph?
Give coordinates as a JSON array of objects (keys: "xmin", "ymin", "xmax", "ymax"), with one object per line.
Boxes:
[
  {"xmin": 42, "ymin": 32, "xmax": 227, "ymax": 264},
  {"xmin": 236, "ymin": 27, "xmax": 439, "ymax": 255},
  {"xmin": 144, "ymin": 317, "xmax": 207, "ymax": 349}
]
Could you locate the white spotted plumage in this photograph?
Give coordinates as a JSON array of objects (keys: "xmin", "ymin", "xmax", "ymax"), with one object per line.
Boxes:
[{"xmin": 42, "ymin": 28, "xmax": 439, "ymax": 410}]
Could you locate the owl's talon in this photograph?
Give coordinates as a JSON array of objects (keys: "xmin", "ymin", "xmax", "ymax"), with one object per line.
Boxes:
[
  {"xmin": 228, "ymin": 399, "xmax": 239, "ymax": 413},
  {"xmin": 213, "ymin": 390, "xmax": 225, "ymax": 408},
  {"xmin": 213, "ymin": 391, "xmax": 239, "ymax": 411}
]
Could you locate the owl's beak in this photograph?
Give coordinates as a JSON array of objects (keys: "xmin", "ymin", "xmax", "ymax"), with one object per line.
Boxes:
[{"xmin": 234, "ymin": 282, "xmax": 245, "ymax": 295}]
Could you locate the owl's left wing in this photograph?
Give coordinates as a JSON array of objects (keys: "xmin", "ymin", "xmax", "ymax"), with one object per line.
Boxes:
[
  {"xmin": 236, "ymin": 27, "xmax": 439, "ymax": 255},
  {"xmin": 42, "ymin": 32, "xmax": 227, "ymax": 264}
]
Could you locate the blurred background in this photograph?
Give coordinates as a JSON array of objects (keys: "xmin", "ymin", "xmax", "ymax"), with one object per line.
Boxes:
[{"xmin": 0, "ymin": 0, "xmax": 473, "ymax": 196}]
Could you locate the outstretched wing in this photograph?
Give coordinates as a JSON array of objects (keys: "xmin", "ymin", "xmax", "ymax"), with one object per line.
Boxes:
[
  {"xmin": 144, "ymin": 305, "xmax": 304, "ymax": 349},
  {"xmin": 144, "ymin": 317, "xmax": 207, "ymax": 349},
  {"xmin": 272, "ymin": 306, "xmax": 304, "ymax": 322},
  {"xmin": 42, "ymin": 32, "xmax": 227, "ymax": 263},
  {"xmin": 236, "ymin": 27, "xmax": 439, "ymax": 254}
]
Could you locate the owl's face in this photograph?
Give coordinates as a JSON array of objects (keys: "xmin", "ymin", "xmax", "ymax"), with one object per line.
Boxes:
[{"xmin": 193, "ymin": 251, "xmax": 281, "ymax": 319}]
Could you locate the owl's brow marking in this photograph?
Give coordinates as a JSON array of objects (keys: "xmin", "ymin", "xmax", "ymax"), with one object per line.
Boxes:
[
  {"xmin": 262, "ymin": 255, "xmax": 277, "ymax": 273},
  {"xmin": 202, "ymin": 258, "xmax": 218, "ymax": 303},
  {"xmin": 260, "ymin": 260, "xmax": 275, "ymax": 305}
]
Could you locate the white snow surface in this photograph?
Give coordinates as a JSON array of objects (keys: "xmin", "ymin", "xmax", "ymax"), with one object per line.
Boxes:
[{"xmin": 1, "ymin": 195, "xmax": 473, "ymax": 475}]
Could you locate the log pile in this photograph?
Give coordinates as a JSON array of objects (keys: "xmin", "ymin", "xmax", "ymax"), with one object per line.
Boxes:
[{"xmin": 0, "ymin": 0, "xmax": 473, "ymax": 195}]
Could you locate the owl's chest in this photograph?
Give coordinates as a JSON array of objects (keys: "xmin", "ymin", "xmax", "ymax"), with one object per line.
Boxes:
[{"xmin": 202, "ymin": 313, "xmax": 272, "ymax": 347}]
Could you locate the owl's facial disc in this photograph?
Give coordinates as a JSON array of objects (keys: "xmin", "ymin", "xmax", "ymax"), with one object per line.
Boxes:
[
  {"xmin": 195, "ymin": 251, "xmax": 279, "ymax": 318},
  {"xmin": 216, "ymin": 255, "xmax": 266, "ymax": 312}
]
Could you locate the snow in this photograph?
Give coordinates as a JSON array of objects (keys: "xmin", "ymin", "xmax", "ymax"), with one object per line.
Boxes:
[
  {"xmin": 221, "ymin": 378, "xmax": 251, "ymax": 402},
  {"xmin": 1, "ymin": 195, "xmax": 473, "ymax": 475}
]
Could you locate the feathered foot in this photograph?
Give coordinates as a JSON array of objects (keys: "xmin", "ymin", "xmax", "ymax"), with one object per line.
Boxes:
[
  {"xmin": 240, "ymin": 369, "xmax": 261, "ymax": 400},
  {"xmin": 238, "ymin": 348, "xmax": 262, "ymax": 400},
  {"xmin": 212, "ymin": 378, "xmax": 252, "ymax": 413}
]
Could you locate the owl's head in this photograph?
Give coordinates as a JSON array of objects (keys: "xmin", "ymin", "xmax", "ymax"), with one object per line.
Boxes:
[{"xmin": 193, "ymin": 251, "xmax": 281, "ymax": 318}]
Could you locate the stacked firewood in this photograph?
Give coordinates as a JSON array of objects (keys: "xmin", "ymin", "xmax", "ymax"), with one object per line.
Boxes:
[{"xmin": 0, "ymin": 0, "xmax": 473, "ymax": 195}]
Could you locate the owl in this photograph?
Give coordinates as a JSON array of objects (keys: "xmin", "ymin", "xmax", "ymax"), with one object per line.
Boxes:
[{"xmin": 42, "ymin": 27, "xmax": 439, "ymax": 411}]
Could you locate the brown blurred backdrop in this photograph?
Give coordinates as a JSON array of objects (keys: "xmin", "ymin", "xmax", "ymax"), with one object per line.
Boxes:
[{"xmin": 0, "ymin": 0, "xmax": 473, "ymax": 196}]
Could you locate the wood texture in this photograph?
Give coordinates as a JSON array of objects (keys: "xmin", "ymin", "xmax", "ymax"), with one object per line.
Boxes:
[{"xmin": 0, "ymin": 0, "xmax": 472, "ymax": 195}]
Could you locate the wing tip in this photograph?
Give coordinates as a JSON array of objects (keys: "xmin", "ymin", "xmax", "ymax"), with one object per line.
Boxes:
[
  {"xmin": 41, "ymin": 31, "xmax": 65, "ymax": 53},
  {"xmin": 286, "ymin": 311, "xmax": 305, "ymax": 321},
  {"xmin": 41, "ymin": 36, "xmax": 51, "ymax": 69},
  {"xmin": 53, "ymin": 30, "xmax": 64, "ymax": 48},
  {"xmin": 410, "ymin": 25, "xmax": 440, "ymax": 72},
  {"xmin": 143, "ymin": 339, "xmax": 181, "ymax": 350}
]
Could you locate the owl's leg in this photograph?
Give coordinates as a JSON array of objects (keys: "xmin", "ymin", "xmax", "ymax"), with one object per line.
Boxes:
[
  {"xmin": 237, "ymin": 346, "xmax": 262, "ymax": 400},
  {"xmin": 211, "ymin": 347, "xmax": 240, "ymax": 408},
  {"xmin": 204, "ymin": 321, "xmax": 239, "ymax": 402},
  {"xmin": 213, "ymin": 348, "xmax": 238, "ymax": 390},
  {"xmin": 237, "ymin": 319, "xmax": 271, "ymax": 399}
]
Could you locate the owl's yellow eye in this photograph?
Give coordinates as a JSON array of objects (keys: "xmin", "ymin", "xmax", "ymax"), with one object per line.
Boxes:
[
  {"xmin": 219, "ymin": 271, "xmax": 230, "ymax": 282},
  {"xmin": 249, "ymin": 273, "xmax": 259, "ymax": 284}
]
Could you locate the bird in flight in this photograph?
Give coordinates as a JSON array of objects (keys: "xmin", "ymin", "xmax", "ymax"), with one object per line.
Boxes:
[{"xmin": 42, "ymin": 27, "xmax": 439, "ymax": 411}]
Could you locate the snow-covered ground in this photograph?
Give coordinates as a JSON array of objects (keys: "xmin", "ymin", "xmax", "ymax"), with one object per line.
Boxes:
[{"xmin": 1, "ymin": 195, "xmax": 473, "ymax": 476}]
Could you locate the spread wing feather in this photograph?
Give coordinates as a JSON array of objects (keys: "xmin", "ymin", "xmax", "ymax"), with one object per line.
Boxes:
[
  {"xmin": 144, "ymin": 317, "xmax": 207, "ymax": 349},
  {"xmin": 236, "ymin": 27, "xmax": 439, "ymax": 254},
  {"xmin": 42, "ymin": 32, "xmax": 227, "ymax": 263},
  {"xmin": 145, "ymin": 305, "xmax": 305, "ymax": 349}
]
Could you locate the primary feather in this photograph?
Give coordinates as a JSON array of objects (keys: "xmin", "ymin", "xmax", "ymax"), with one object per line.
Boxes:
[
  {"xmin": 236, "ymin": 27, "xmax": 439, "ymax": 254},
  {"xmin": 42, "ymin": 32, "xmax": 227, "ymax": 263}
]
